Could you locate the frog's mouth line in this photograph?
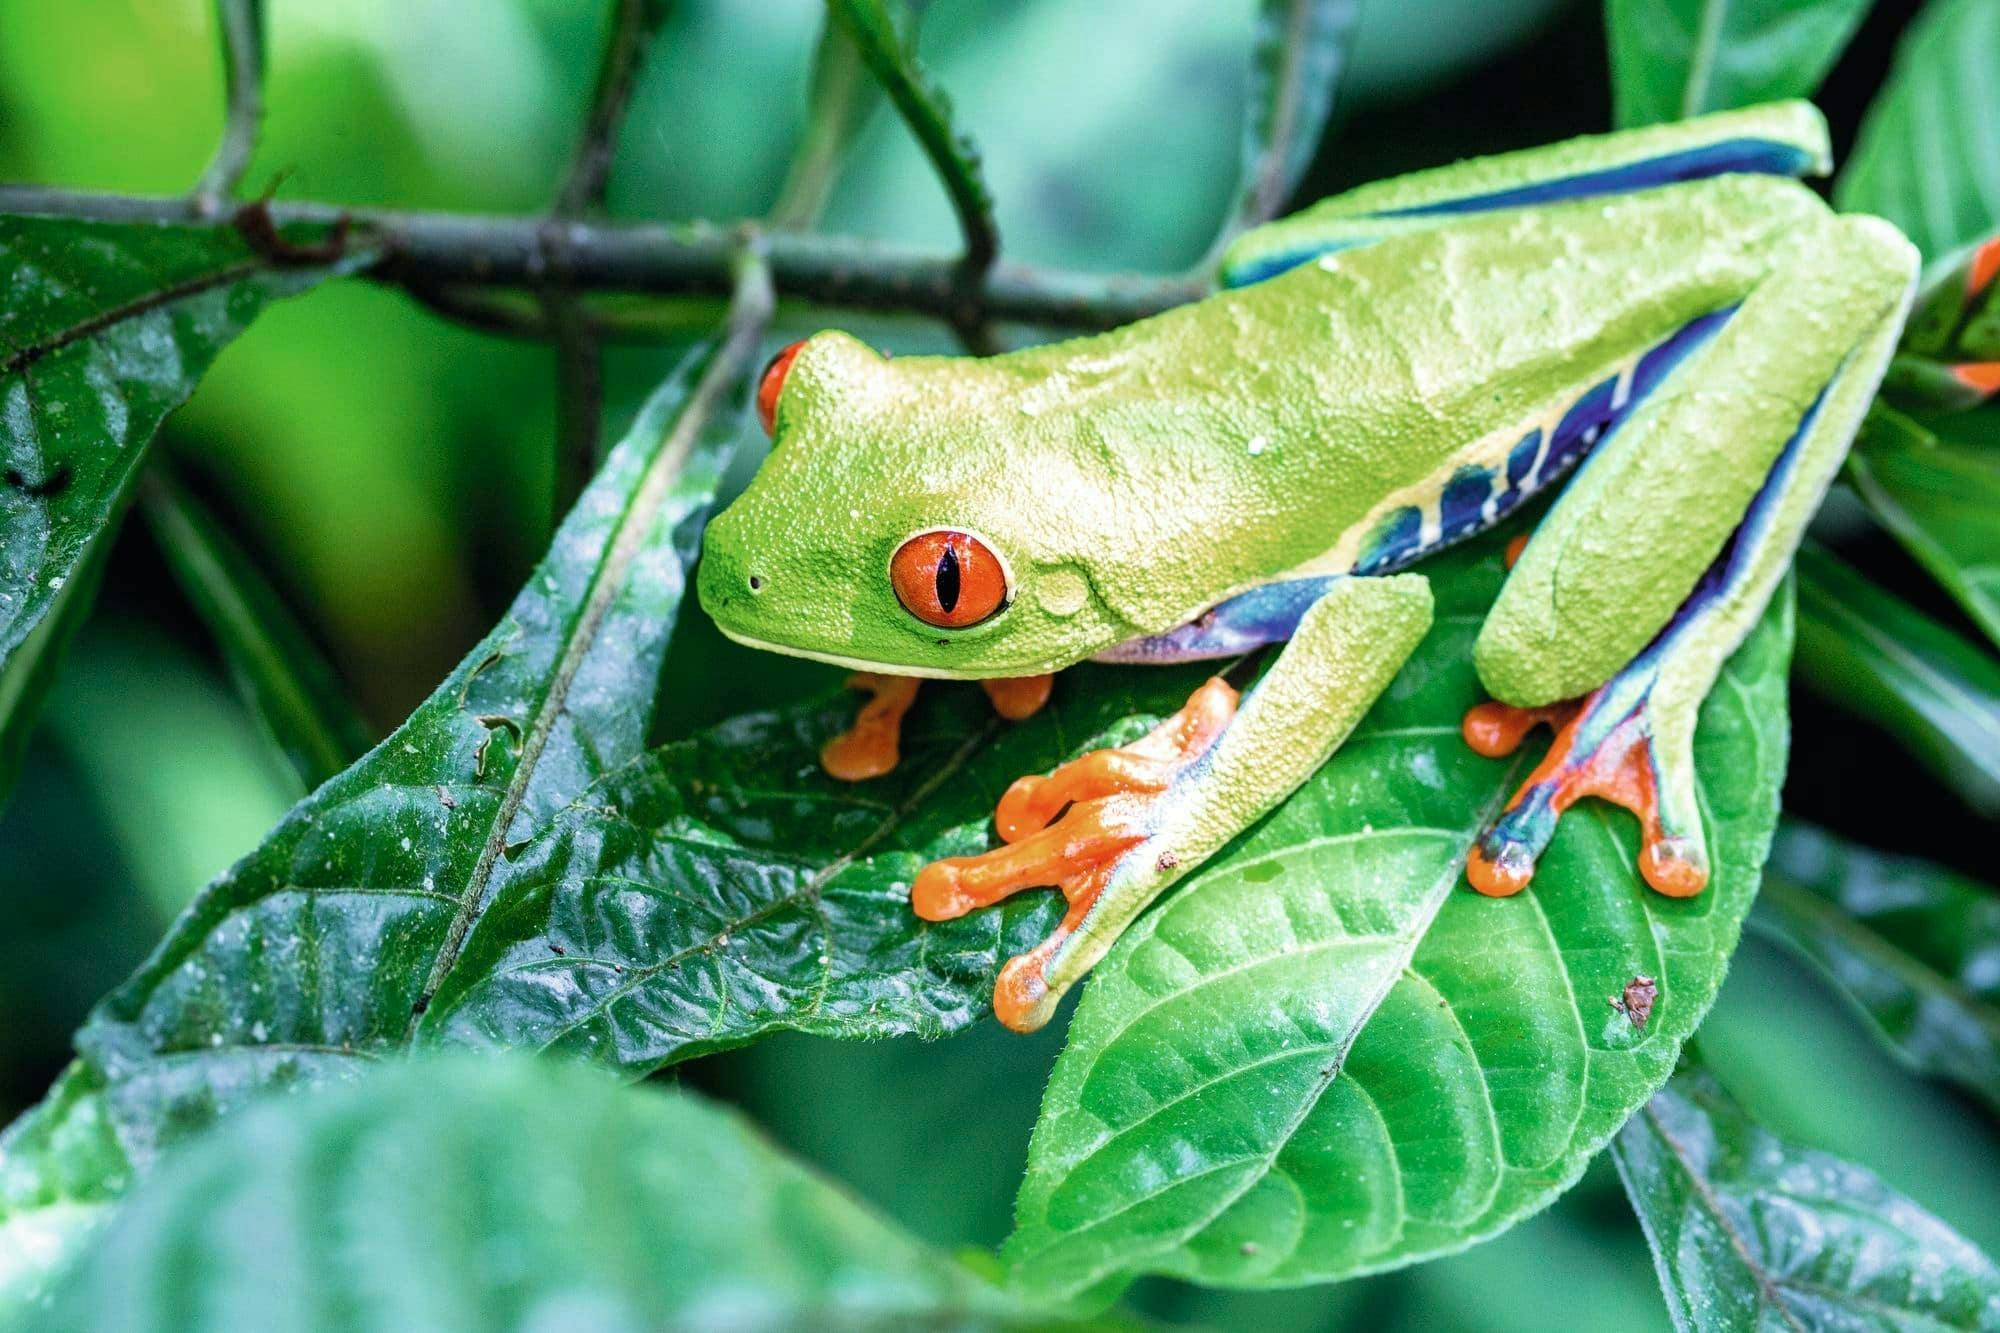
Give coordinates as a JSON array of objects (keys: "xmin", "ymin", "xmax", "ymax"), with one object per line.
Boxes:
[{"xmin": 710, "ymin": 621, "xmax": 994, "ymax": 681}]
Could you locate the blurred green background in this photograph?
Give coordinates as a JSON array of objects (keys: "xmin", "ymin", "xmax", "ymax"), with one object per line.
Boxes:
[{"xmin": 1, "ymin": 1, "xmax": 1993, "ymax": 1328}]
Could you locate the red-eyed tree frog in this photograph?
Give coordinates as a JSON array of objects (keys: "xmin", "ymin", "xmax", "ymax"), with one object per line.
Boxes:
[{"xmin": 697, "ymin": 101, "xmax": 1927, "ymax": 1034}]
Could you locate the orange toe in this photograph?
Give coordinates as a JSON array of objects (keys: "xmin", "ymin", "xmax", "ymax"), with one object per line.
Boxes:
[
  {"xmin": 821, "ymin": 674, "xmax": 920, "ymax": 782},
  {"xmin": 914, "ymin": 676, "xmax": 1241, "ymax": 1029},
  {"xmin": 981, "ymin": 674, "xmax": 1054, "ymax": 721},
  {"xmin": 1463, "ymin": 694, "xmax": 1706, "ymax": 901}
]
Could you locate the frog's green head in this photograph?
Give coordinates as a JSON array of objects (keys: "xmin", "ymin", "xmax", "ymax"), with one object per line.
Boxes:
[{"xmin": 698, "ymin": 331, "xmax": 1140, "ymax": 678}]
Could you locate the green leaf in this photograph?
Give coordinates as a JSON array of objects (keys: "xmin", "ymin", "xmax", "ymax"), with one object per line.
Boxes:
[
  {"xmin": 24, "ymin": 1056, "xmax": 1072, "ymax": 1332},
  {"xmin": 0, "ymin": 526, "xmax": 111, "ymax": 812},
  {"xmin": 827, "ymin": 0, "xmax": 998, "ymax": 267},
  {"xmin": 1793, "ymin": 542, "xmax": 2000, "ymax": 815},
  {"xmin": 0, "ymin": 216, "xmax": 345, "ymax": 774},
  {"xmin": 139, "ymin": 468, "xmax": 369, "ymax": 794},
  {"xmin": 1846, "ymin": 407, "xmax": 2000, "ymax": 651},
  {"xmin": 1231, "ymin": 0, "xmax": 1361, "ymax": 231},
  {"xmin": 1754, "ymin": 819, "xmax": 2000, "ymax": 1114},
  {"xmin": 1005, "ymin": 527, "xmax": 1791, "ymax": 1299},
  {"xmin": 417, "ymin": 673, "xmax": 1092, "ymax": 1065},
  {"xmin": 1612, "ymin": 1064, "xmax": 2000, "ymax": 1331},
  {"xmin": 1837, "ymin": 0, "xmax": 2000, "ymax": 260},
  {"xmin": 1605, "ymin": 0, "xmax": 1873, "ymax": 128},
  {"xmin": 0, "ymin": 304, "xmax": 762, "ymax": 1306}
]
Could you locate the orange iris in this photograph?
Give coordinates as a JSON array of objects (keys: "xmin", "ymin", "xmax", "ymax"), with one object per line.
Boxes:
[{"xmin": 890, "ymin": 530, "xmax": 1008, "ymax": 628}]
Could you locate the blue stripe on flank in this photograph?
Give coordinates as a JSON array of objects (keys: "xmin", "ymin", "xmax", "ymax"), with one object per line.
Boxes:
[
  {"xmin": 1094, "ymin": 576, "xmax": 1343, "ymax": 663},
  {"xmin": 1364, "ymin": 139, "xmax": 1815, "ymax": 220},
  {"xmin": 1506, "ymin": 430, "xmax": 1543, "ymax": 487},
  {"xmin": 1097, "ymin": 304, "xmax": 1753, "ymax": 666},
  {"xmin": 1440, "ymin": 465, "xmax": 1493, "ymax": 539},
  {"xmin": 1221, "ymin": 237, "xmax": 1369, "ymax": 288},
  {"xmin": 1355, "ymin": 505, "xmax": 1424, "ymax": 576}
]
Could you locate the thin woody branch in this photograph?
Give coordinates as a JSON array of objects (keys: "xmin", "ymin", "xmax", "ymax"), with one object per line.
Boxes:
[
  {"xmin": 192, "ymin": 0, "xmax": 266, "ymax": 214},
  {"xmin": 0, "ymin": 186, "xmax": 1205, "ymax": 330}
]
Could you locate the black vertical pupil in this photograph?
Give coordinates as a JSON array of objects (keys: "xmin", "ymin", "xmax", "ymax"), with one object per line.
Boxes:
[{"xmin": 935, "ymin": 545, "xmax": 961, "ymax": 613}]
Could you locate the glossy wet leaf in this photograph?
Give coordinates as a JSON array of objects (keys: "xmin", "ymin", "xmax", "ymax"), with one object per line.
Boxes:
[
  {"xmin": 0, "ymin": 324, "xmax": 757, "ymax": 1306},
  {"xmin": 1006, "ymin": 527, "xmax": 1790, "ymax": 1298},
  {"xmin": 1231, "ymin": 0, "xmax": 1361, "ymax": 231},
  {"xmin": 140, "ymin": 469, "xmax": 369, "ymax": 793},
  {"xmin": 827, "ymin": 0, "xmax": 997, "ymax": 265},
  {"xmin": 1847, "ymin": 407, "xmax": 2000, "ymax": 650},
  {"xmin": 1754, "ymin": 820, "xmax": 2000, "ymax": 1114},
  {"xmin": 1605, "ymin": 0, "xmax": 1873, "ymax": 128},
  {"xmin": 0, "ymin": 215, "xmax": 347, "ymax": 793},
  {"xmin": 1612, "ymin": 1065, "xmax": 2000, "ymax": 1331},
  {"xmin": 1793, "ymin": 542, "xmax": 2000, "ymax": 815},
  {"xmin": 1838, "ymin": 0, "xmax": 2000, "ymax": 260},
  {"xmin": 23, "ymin": 1056, "xmax": 1069, "ymax": 1333}
]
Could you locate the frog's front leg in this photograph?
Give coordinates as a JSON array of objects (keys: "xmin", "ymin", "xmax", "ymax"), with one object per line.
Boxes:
[
  {"xmin": 820, "ymin": 672, "xmax": 1053, "ymax": 781},
  {"xmin": 1467, "ymin": 215, "xmax": 1918, "ymax": 896},
  {"xmin": 915, "ymin": 575, "xmax": 1433, "ymax": 1032}
]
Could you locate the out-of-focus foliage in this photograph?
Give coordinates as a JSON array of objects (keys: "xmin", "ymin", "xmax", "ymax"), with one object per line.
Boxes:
[
  {"xmin": 20, "ymin": 1056, "xmax": 1077, "ymax": 1333},
  {"xmin": 1793, "ymin": 543, "xmax": 2000, "ymax": 815},
  {"xmin": 1756, "ymin": 820, "xmax": 2000, "ymax": 1113},
  {"xmin": 1606, "ymin": 0, "xmax": 1874, "ymax": 127},
  {"xmin": 1613, "ymin": 1064, "xmax": 2000, "ymax": 1331},
  {"xmin": 1838, "ymin": 0, "xmax": 2000, "ymax": 260}
]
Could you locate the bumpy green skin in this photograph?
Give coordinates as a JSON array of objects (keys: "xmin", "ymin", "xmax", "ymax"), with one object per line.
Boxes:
[
  {"xmin": 698, "ymin": 102, "xmax": 1918, "ymax": 1023},
  {"xmin": 1021, "ymin": 575, "xmax": 1434, "ymax": 1033},
  {"xmin": 700, "ymin": 103, "xmax": 1894, "ymax": 701}
]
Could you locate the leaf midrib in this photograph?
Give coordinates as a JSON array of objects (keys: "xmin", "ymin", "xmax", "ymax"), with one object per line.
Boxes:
[
  {"xmin": 409, "ymin": 311, "xmax": 765, "ymax": 1027},
  {"xmin": 518, "ymin": 716, "xmax": 1003, "ymax": 1052},
  {"xmin": 0, "ymin": 257, "xmax": 269, "ymax": 377},
  {"xmin": 1640, "ymin": 1099, "xmax": 1812, "ymax": 1333},
  {"xmin": 1025, "ymin": 764, "xmax": 1524, "ymax": 1293}
]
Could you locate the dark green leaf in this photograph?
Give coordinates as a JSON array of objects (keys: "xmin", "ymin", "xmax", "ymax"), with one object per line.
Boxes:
[
  {"xmin": 1754, "ymin": 820, "xmax": 2000, "ymax": 1114},
  {"xmin": 827, "ymin": 0, "xmax": 998, "ymax": 268},
  {"xmin": 1846, "ymin": 407, "xmax": 2000, "ymax": 650},
  {"xmin": 0, "ymin": 304, "xmax": 762, "ymax": 1305},
  {"xmin": 0, "ymin": 216, "xmax": 346, "ymax": 764},
  {"xmin": 1838, "ymin": 0, "xmax": 2000, "ymax": 260},
  {"xmin": 25, "ymin": 1056, "xmax": 1070, "ymax": 1332},
  {"xmin": 1793, "ymin": 542, "xmax": 2000, "ymax": 815},
  {"xmin": 139, "ymin": 468, "xmax": 369, "ymax": 794},
  {"xmin": 0, "ymin": 526, "xmax": 111, "ymax": 812},
  {"xmin": 1005, "ymin": 528, "xmax": 1790, "ymax": 1298},
  {"xmin": 1231, "ymin": 0, "xmax": 1360, "ymax": 231},
  {"xmin": 1612, "ymin": 1064, "xmax": 2000, "ymax": 1330},
  {"xmin": 1605, "ymin": 0, "xmax": 1873, "ymax": 128}
]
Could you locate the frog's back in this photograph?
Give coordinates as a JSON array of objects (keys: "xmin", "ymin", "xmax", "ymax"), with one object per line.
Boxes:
[{"xmin": 991, "ymin": 171, "xmax": 1830, "ymax": 619}]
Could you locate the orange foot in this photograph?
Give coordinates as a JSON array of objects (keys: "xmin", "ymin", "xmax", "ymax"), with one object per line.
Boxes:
[
  {"xmin": 1461, "ymin": 691, "xmax": 1706, "ymax": 901},
  {"xmin": 819, "ymin": 672, "xmax": 1055, "ymax": 782},
  {"xmin": 913, "ymin": 677, "xmax": 1239, "ymax": 1031}
]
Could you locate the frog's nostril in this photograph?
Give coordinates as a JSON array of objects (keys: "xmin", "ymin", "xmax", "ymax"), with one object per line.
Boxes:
[{"xmin": 748, "ymin": 575, "xmax": 765, "ymax": 593}]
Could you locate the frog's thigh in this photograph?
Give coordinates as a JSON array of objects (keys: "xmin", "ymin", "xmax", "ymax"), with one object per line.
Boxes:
[
  {"xmin": 1463, "ymin": 219, "xmax": 1915, "ymax": 898},
  {"xmin": 923, "ymin": 575, "xmax": 1432, "ymax": 1033},
  {"xmin": 1476, "ymin": 216, "xmax": 1920, "ymax": 707}
]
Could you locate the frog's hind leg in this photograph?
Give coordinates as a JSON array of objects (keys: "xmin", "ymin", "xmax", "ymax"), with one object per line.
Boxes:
[
  {"xmin": 915, "ymin": 576, "xmax": 1433, "ymax": 1032},
  {"xmin": 1223, "ymin": 100, "xmax": 1829, "ymax": 286},
  {"xmin": 1466, "ymin": 216, "xmax": 1919, "ymax": 897}
]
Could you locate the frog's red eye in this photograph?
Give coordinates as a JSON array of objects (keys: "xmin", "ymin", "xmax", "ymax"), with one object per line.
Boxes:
[
  {"xmin": 891, "ymin": 530, "xmax": 1009, "ymax": 629},
  {"xmin": 756, "ymin": 340, "xmax": 806, "ymax": 436}
]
